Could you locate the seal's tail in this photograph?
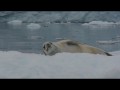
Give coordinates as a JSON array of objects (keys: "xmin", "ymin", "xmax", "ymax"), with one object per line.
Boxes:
[{"xmin": 105, "ymin": 52, "xmax": 112, "ymax": 56}]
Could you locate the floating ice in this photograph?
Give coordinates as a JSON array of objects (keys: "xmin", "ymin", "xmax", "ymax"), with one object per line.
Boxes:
[
  {"xmin": 82, "ymin": 21, "xmax": 115, "ymax": 25},
  {"xmin": 30, "ymin": 36, "xmax": 43, "ymax": 40},
  {"xmin": 55, "ymin": 38, "xmax": 66, "ymax": 40},
  {"xmin": 116, "ymin": 36, "xmax": 120, "ymax": 38},
  {"xmin": 96, "ymin": 40, "xmax": 120, "ymax": 44},
  {"xmin": 7, "ymin": 20, "xmax": 22, "ymax": 25},
  {"xmin": 27, "ymin": 23, "xmax": 41, "ymax": 30}
]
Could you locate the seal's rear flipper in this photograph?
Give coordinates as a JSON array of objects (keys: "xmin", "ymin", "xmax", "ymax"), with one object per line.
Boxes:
[{"xmin": 105, "ymin": 52, "xmax": 112, "ymax": 56}]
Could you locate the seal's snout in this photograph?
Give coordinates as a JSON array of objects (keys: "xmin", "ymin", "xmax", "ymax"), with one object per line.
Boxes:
[{"xmin": 43, "ymin": 42, "xmax": 53, "ymax": 55}]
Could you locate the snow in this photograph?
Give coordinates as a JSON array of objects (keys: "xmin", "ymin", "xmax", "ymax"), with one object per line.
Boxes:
[
  {"xmin": 1, "ymin": 11, "xmax": 120, "ymax": 23},
  {"xmin": 110, "ymin": 51, "xmax": 120, "ymax": 56},
  {"xmin": 0, "ymin": 51, "xmax": 120, "ymax": 78},
  {"xmin": 82, "ymin": 21, "xmax": 116, "ymax": 26},
  {"xmin": 26, "ymin": 23, "xmax": 41, "ymax": 30},
  {"xmin": 7, "ymin": 20, "xmax": 22, "ymax": 25}
]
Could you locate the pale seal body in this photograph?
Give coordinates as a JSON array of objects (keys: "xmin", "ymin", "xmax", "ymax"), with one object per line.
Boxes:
[{"xmin": 43, "ymin": 39, "xmax": 112, "ymax": 56}]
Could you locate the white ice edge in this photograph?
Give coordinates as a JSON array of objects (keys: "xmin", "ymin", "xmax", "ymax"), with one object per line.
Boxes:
[{"xmin": 0, "ymin": 51, "xmax": 120, "ymax": 78}]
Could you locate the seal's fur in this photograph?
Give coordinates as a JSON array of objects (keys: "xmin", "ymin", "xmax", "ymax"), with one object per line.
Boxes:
[{"xmin": 43, "ymin": 39, "xmax": 112, "ymax": 56}]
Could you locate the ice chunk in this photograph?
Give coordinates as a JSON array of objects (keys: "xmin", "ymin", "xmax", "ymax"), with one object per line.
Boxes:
[
  {"xmin": 27, "ymin": 23, "xmax": 41, "ymax": 30},
  {"xmin": 7, "ymin": 20, "xmax": 22, "ymax": 25},
  {"xmin": 82, "ymin": 21, "xmax": 115, "ymax": 25}
]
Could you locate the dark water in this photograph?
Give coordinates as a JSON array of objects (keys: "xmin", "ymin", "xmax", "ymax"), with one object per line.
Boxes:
[{"xmin": 0, "ymin": 23, "xmax": 120, "ymax": 54}]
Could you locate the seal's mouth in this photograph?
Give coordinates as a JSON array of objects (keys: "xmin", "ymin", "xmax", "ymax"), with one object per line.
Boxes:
[
  {"xmin": 43, "ymin": 45, "xmax": 46, "ymax": 55},
  {"xmin": 43, "ymin": 50, "xmax": 47, "ymax": 55}
]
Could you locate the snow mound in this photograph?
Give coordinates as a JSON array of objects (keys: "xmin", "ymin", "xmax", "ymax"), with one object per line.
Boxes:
[
  {"xmin": 7, "ymin": 20, "xmax": 22, "ymax": 25},
  {"xmin": 26, "ymin": 23, "xmax": 41, "ymax": 30},
  {"xmin": 82, "ymin": 21, "xmax": 115, "ymax": 25},
  {"xmin": 0, "ymin": 51, "xmax": 120, "ymax": 78}
]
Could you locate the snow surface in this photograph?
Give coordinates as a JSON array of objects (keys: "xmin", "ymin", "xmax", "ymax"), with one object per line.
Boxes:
[
  {"xmin": 0, "ymin": 51, "xmax": 120, "ymax": 78},
  {"xmin": 26, "ymin": 23, "xmax": 41, "ymax": 30}
]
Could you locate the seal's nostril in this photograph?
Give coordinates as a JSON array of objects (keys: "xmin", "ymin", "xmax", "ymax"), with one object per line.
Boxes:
[{"xmin": 43, "ymin": 45, "xmax": 45, "ymax": 49}]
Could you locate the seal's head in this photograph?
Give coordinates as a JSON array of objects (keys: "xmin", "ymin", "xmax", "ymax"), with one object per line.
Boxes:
[{"xmin": 43, "ymin": 42, "xmax": 58, "ymax": 56}]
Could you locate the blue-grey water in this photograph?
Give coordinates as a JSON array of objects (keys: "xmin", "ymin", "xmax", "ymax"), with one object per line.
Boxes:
[{"xmin": 0, "ymin": 23, "xmax": 120, "ymax": 54}]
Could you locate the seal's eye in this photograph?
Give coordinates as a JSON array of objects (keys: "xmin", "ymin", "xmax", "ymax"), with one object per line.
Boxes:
[{"xmin": 47, "ymin": 44, "xmax": 51, "ymax": 48}]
